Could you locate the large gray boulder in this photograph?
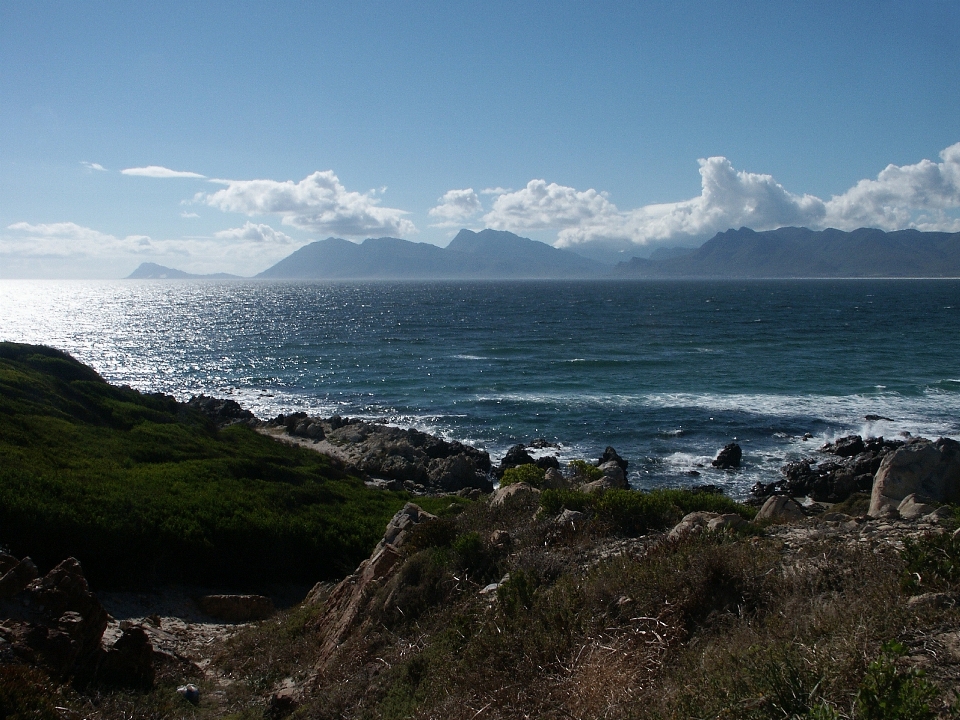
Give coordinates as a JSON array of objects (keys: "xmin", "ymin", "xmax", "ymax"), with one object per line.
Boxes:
[
  {"xmin": 869, "ymin": 438, "xmax": 960, "ymax": 517},
  {"xmin": 756, "ymin": 495, "xmax": 805, "ymax": 524}
]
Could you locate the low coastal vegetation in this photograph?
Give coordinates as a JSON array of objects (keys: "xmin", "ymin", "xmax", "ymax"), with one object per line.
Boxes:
[
  {"xmin": 1, "ymin": 343, "xmax": 959, "ymax": 718},
  {"xmin": 0, "ymin": 342, "xmax": 450, "ymax": 587}
]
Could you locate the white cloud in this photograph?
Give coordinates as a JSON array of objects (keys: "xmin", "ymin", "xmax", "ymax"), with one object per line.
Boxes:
[
  {"xmin": 471, "ymin": 144, "xmax": 960, "ymax": 248},
  {"xmin": 4, "ymin": 222, "xmax": 153, "ymax": 257},
  {"xmin": 121, "ymin": 165, "xmax": 206, "ymax": 179},
  {"xmin": 200, "ymin": 170, "xmax": 416, "ymax": 237},
  {"xmin": 428, "ymin": 189, "xmax": 482, "ymax": 226},
  {"xmin": 823, "ymin": 142, "xmax": 960, "ymax": 232},
  {"xmin": 481, "ymin": 187, "xmax": 512, "ymax": 195},
  {"xmin": 81, "ymin": 161, "xmax": 107, "ymax": 172},
  {"xmin": 181, "ymin": 211, "xmax": 200, "ymax": 218},
  {"xmin": 484, "ymin": 180, "xmax": 620, "ymax": 235},
  {"xmin": 214, "ymin": 221, "xmax": 293, "ymax": 244}
]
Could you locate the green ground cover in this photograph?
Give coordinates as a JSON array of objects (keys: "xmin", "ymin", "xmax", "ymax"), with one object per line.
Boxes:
[{"xmin": 0, "ymin": 342, "xmax": 430, "ymax": 589}]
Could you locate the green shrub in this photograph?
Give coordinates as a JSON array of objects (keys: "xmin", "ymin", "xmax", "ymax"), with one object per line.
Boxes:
[
  {"xmin": 855, "ymin": 641, "xmax": 937, "ymax": 720},
  {"xmin": 901, "ymin": 532, "xmax": 960, "ymax": 593},
  {"xmin": 540, "ymin": 487, "xmax": 754, "ymax": 535},
  {"xmin": 567, "ymin": 459, "xmax": 603, "ymax": 482},
  {"xmin": 500, "ymin": 464, "xmax": 546, "ymax": 488},
  {"xmin": 0, "ymin": 666, "xmax": 61, "ymax": 720}
]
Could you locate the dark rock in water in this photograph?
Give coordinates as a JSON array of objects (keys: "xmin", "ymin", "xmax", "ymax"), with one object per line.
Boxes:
[
  {"xmin": 711, "ymin": 443, "xmax": 742, "ymax": 469},
  {"xmin": 496, "ymin": 444, "xmax": 536, "ymax": 478},
  {"xmin": 820, "ymin": 435, "xmax": 865, "ymax": 457},
  {"xmin": 528, "ymin": 438, "xmax": 560, "ymax": 450},
  {"xmin": 865, "ymin": 414, "xmax": 894, "ymax": 422},
  {"xmin": 757, "ymin": 435, "xmax": 907, "ymax": 504},
  {"xmin": 186, "ymin": 395, "xmax": 258, "ymax": 427},
  {"xmin": 599, "ymin": 446, "xmax": 628, "ymax": 473},
  {"xmin": 535, "ymin": 455, "xmax": 560, "ymax": 471}
]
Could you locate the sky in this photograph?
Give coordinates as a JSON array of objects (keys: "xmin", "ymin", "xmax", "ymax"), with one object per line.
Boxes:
[{"xmin": 1, "ymin": 1, "xmax": 959, "ymax": 278}]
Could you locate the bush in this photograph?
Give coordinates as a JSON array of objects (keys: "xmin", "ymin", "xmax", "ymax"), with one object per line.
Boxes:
[
  {"xmin": 567, "ymin": 459, "xmax": 603, "ymax": 482},
  {"xmin": 540, "ymin": 488, "xmax": 754, "ymax": 535},
  {"xmin": 901, "ymin": 531, "xmax": 960, "ymax": 593},
  {"xmin": 500, "ymin": 464, "xmax": 546, "ymax": 488},
  {"xmin": 855, "ymin": 641, "xmax": 937, "ymax": 720}
]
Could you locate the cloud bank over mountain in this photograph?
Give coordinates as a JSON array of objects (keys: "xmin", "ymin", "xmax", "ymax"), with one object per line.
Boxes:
[
  {"xmin": 200, "ymin": 170, "xmax": 415, "ymax": 238},
  {"xmin": 432, "ymin": 142, "xmax": 960, "ymax": 248}
]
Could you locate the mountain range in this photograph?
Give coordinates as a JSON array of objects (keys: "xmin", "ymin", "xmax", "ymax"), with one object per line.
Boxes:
[
  {"xmin": 254, "ymin": 229, "xmax": 606, "ymax": 279},
  {"xmin": 615, "ymin": 226, "xmax": 960, "ymax": 278},
  {"xmin": 126, "ymin": 226, "xmax": 960, "ymax": 280},
  {"xmin": 126, "ymin": 262, "xmax": 239, "ymax": 280}
]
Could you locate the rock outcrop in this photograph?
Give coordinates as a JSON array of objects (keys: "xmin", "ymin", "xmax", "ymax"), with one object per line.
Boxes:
[
  {"xmin": 711, "ymin": 443, "xmax": 742, "ymax": 470},
  {"xmin": 310, "ymin": 503, "xmax": 437, "ymax": 672},
  {"xmin": 753, "ymin": 435, "xmax": 904, "ymax": 503},
  {"xmin": 265, "ymin": 416, "xmax": 493, "ymax": 493},
  {"xmin": 186, "ymin": 394, "xmax": 258, "ymax": 427},
  {"xmin": 869, "ymin": 437, "xmax": 960, "ymax": 517}
]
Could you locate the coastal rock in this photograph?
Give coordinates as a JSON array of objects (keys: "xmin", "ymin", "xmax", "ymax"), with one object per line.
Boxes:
[
  {"xmin": 667, "ymin": 511, "xmax": 719, "ymax": 540},
  {"xmin": 377, "ymin": 503, "xmax": 437, "ymax": 552},
  {"xmin": 275, "ymin": 418, "xmax": 494, "ymax": 493},
  {"xmin": 707, "ymin": 514, "xmax": 746, "ymax": 532},
  {"xmin": 310, "ymin": 503, "xmax": 436, "ymax": 671},
  {"xmin": 0, "ymin": 556, "xmax": 39, "ymax": 598},
  {"xmin": 599, "ymin": 460, "xmax": 629, "ymax": 488},
  {"xmin": 711, "ymin": 443, "xmax": 742, "ymax": 470},
  {"xmin": 198, "ymin": 594, "xmax": 275, "ymax": 623},
  {"xmin": 0, "ymin": 558, "xmax": 110, "ymax": 680},
  {"xmin": 541, "ymin": 467, "xmax": 572, "ymax": 490},
  {"xmin": 896, "ymin": 494, "xmax": 938, "ymax": 521},
  {"xmin": 490, "ymin": 482, "xmax": 541, "ymax": 508},
  {"xmin": 556, "ymin": 509, "xmax": 588, "ymax": 527},
  {"xmin": 869, "ymin": 438, "xmax": 960, "ymax": 517},
  {"xmin": 185, "ymin": 394, "xmax": 258, "ymax": 427},
  {"xmin": 96, "ymin": 625, "xmax": 155, "ymax": 688},
  {"xmin": 756, "ymin": 496, "xmax": 805, "ymax": 524},
  {"xmin": 496, "ymin": 444, "xmax": 536, "ymax": 477},
  {"xmin": 598, "ymin": 446, "xmax": 628, "ymax": 473},
  {"xmin": 755, "ymin": 435, "xmax": 903, "ymax": 504}
]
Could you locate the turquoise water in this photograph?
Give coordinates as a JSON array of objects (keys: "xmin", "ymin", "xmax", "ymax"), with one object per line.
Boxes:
[{"xmin": 2, "ymin": 279, "xmax": 959, "ymax": 496}]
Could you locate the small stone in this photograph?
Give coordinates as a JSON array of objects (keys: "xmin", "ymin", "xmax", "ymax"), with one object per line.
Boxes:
[{"xmin": 177, "ymin": 683, "xmax": 200, "ymax": 704}]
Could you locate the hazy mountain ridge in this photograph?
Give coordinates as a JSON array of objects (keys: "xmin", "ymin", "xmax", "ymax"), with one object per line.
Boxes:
[
  {"xmin": 256, "ymin": 229, "xmax": 608, "ymax": 279},
  {"xmin": 615, "ymin": 226, "xmax": 960, "ymax": 278},
  {"xmin": 126, "ymin": 262, "xmax": 240, "ymax": 279}
]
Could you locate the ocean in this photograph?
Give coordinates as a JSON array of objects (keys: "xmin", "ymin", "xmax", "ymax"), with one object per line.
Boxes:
[{"xmin": 2, "ymin": 279, "xmax": 959, "ymax": 497}]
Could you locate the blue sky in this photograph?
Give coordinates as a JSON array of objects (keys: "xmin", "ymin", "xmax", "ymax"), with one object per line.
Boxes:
[{"xmin": 2, "ymin": 0, "xmax": 959, "ymax": 277}]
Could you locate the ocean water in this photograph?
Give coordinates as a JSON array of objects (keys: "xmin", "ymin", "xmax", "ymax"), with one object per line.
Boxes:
[{"xmin": 2, "ymin": 279, "xmax": 959, "ymax": 497}]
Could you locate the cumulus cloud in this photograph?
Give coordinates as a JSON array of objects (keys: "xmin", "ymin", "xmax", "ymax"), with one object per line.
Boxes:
[
  {"xmin": 428, "ymin": 189, "xmax": 482, "ymax": 226},
  {"xmin": 467, "ymin": 143, "xmax": 960, "ymax": 248},
  {"xmin": 213, "ymin": 221, "xmax": 293, "ymax": 244},
  {"xmin": 200, "ymin": 170, "xmax": 416, "ymax": 237},
  {"xmin": 81, "ymin": 161, "xmax": 107, "ymax": 172},
  {"xmin": 121, "ymin": 165, "xmax": 206, "ymax": 179},
  {"xmin": 824, "ymin": 142, "xmax": 960, "ymax": 232}
]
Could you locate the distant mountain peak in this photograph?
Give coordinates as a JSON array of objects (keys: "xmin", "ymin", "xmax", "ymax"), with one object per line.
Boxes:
[{"xmin": 126, "ymin": 262, "xmax": 239, "ymax": 279}]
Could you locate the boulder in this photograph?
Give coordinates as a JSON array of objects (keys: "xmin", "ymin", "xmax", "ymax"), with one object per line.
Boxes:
[
  {"xmin": 490, "ymin": 482, "xmax": 541, "ymax": 508},
  {"xmin": 712, "ymin": 443, "xmax": 742, "ymax": 469},
  {"xmin": 756, "ymin": 496, "xmax": 805, "ymax": 524},
  {"xmin": 598, "ymin": 446, "xmax": 628, "ymax": 473},
  {"xmin": 186, "ymin": 394, "xmax": 258, "ymax": 427},
  {"xmin": 541, "ymin": 467, "xmax": 571, "ymax": 490},
  {"xmin": 598, "ymin": 460, "xmax": 629, "ymax": 489},
  {"xmin": 707, "ymin": 513, "xmax": 746, "ymax": 532},
  {"xmin": 667, "ymin": 511, "xmax": 719, "ymax": 540},
  {"xmin": 556, "ymin": 509, "xmax": 588, "ymax": 527},
  {"xmin": 496, "ymin": 444, "xmax": 536, "ymax": 477},
  {"xmin": 896, "ymin": 494, "xmax": 938, "ymax": 521},
  {"xmin": 198, "ymin": 594, "xmax": 275, "ymax": 622},
  {"xmin": 490, "ymin": 530, "xmax": 512, "ymax": 547},
  {"xmin": 96, "ymin": 625, "xmax": 155, "ymax": 688},
  {"xmin": 378, "ymin": 503, "xmax": 437, "ymax": 551},
  {"xmin": 0, "ymin": 556, "xmax": 39, "ymax": 598},
  {"xmin": 820, "ymin": 435, "xmax": 865, "ymax": 457},
  {"xmin": 869, "ymin": 438, "xmax": 960, "ymax": 517}
]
